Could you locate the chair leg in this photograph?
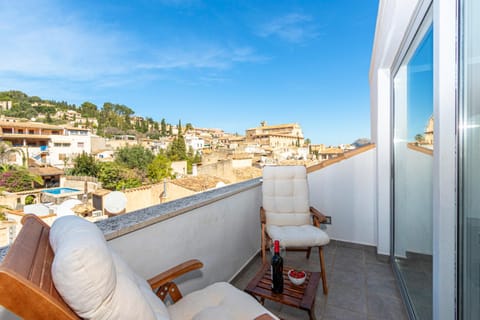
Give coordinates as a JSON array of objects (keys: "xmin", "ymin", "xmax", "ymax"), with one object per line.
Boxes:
[
  {"xmin": 319, "ymin": 246, "xmax": 328, "ymax": 295},
  {"xmin": 261, "ymin": 225, "xmax": 267, "ymax": 264},
  {"xmin": 306, "ymin": 247, "xmax": 312, "ymax": 259}
]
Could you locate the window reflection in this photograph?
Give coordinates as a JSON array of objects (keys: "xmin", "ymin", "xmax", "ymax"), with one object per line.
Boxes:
[{"xmin": 393, "ymin": 23, "xmax": 433, "ymax": 319}]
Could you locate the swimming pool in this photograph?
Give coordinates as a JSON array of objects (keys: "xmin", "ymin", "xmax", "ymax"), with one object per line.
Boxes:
[{"xmin": 42, "ymin": 187, "xmax": 81, "ymax": 195}]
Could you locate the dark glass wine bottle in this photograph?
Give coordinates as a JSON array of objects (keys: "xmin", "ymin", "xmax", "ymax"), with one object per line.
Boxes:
[{"xmin": 271, "ymin": 240, "xmax": 284, "ymax": 293}]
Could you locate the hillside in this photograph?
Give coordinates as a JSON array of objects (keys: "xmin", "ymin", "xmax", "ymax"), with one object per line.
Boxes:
[{"xmin": 0, "ymin": 90, "xmax": 191, "ymax": 139}]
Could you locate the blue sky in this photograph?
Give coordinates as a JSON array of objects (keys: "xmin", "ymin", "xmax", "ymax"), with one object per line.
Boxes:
[
  {"xmin": 0, "ymin": 0, "xmax": 378, "ymax": 145},
  {"xmin": 408, "ymin": 26, "xmax": 433, "ymax": 141}
]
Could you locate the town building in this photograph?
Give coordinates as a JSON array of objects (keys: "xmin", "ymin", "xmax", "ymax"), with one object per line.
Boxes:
[
  {"xmin": 184, "ymin": 134, "xmax": 205, "ymax": 153},
  {"xmin": 245, "ymin": 122, "xmax": 304, "ymax": 148},
  {"xmin": 0, "ymin": 120, "xmax": 91, "ymax": 167}
]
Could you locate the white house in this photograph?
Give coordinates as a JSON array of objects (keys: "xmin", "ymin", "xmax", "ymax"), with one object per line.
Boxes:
[
  {"xmin": 184, "ymin": 134, "xmax": 204, "ymax": 153},
  {"xmin": 48, "ymin": 127, "xmax": 92, "ymax": 167}
]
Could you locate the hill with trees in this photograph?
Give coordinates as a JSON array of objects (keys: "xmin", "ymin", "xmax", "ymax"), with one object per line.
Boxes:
[{"xmin": 0, "ymin": 90, "xmax": 192, "ymax": 140}]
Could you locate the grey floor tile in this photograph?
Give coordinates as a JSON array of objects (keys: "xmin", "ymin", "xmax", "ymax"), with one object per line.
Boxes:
[
  {"xmin": 333, "ymin": 257, "xmax": 366, "ymax": 273},
  {"xmin": 331, "ymin": 268, "xmax": 366, "ymax": 290},
  {"xmin": 327, "ymin": 282, "xmax": 367, "ymax": 314},
  {"xmin": 413, "ymin": 304, "xmax": 432, "ymax": 320},
  {"xmin": 366, "ymin": 278, "xmax": 402, "ymax": 300},
  {"xmin": 322, "ymin": 305, "xmax": 368, "ymax": 320},
  {"xmin": 276, "ymin": 304, "xmax": 312, "ymax": 320},
  {"xmin": 364, "ymin": 250, "xmax": 389, "ymax": 265},
  {"xmin": 367, "ymin": 293, "xmax": 407, "ymax": 320},
  {"xmin": 365, "ymin": 263, "xmax": 395, "ymax": 281},
  {"xmin": 335, "ymin": 246, "xmax": 364, "ymax": 259}
]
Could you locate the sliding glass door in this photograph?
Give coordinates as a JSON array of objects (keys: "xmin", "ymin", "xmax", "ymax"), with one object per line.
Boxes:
[
  {"xmin": 392, "ymin": 12, "xmax": 433, "ymax": 319},
  {"xmin": 459, "ymin": 0, "xmax": 480, "ymax": 319}
]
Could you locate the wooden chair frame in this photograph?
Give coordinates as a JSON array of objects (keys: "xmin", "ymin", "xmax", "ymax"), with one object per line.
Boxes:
[
  {"xmin": 260, "ymin": 206, "xmax": 329, "ymax": 294},
  {"xmin": 0, "ymin": 214, "xmax": 274, "ymax": 320}
]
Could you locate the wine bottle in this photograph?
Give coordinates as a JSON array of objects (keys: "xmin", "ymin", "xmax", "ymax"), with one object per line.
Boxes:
[{"xmin": 271, "ymin": 240, "xmax": 284, "ymax": 293}]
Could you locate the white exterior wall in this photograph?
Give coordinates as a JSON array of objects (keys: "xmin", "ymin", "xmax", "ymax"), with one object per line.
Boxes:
[
  {"xmin": 48, "ymin": 133, "xmax": 91, "ymax": 167},
  {"xmin": 106, "ymin": 185, "xmax": 262, "ymax": 295},
  {"xmin": 308, "ymin": 149, "xmax": 376, "ymax": 246},
  {"xmin": 370, "ymin": 0, "xmax": 421, "ymax": 256},
  {"xmin": 171, "ymin": 160, "xmax": 188, "ymax": 176},
  {"xmin": 231, "ymin": 158, "xmax": 252, "ymax": 169},
  {"xmin": 394, "ymin": 147, "xmax": 433, "ymax": 257},
  {"xmin": 185, "ymin": 135, "xmax": 205, "ymax": 152}
]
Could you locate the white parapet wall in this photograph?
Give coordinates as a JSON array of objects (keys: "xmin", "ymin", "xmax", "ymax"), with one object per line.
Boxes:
[
  {"xmin": 308, "ymin": 147, "xmax": 377, "ymax": 247},
  {"xmin": 100, "ymin": 179, "xmax": 262, "ymax": 296}
]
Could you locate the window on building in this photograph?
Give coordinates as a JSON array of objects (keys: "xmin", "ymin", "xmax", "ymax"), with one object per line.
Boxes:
[{"xmin": 77, "ymin": 142, "xmax": 84, "ymax": 148}]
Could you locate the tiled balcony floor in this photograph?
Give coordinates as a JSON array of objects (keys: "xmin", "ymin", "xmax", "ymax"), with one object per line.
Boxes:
[{"xmin": 232, "ymin": 240, "xmax": 408, "ymax": 320}]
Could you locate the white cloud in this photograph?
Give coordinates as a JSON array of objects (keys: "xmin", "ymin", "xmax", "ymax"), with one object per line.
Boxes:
[
  {"xmin": 0, "ymin": 1, "xmax": 265, "ymax": 89},
  {"xmin": 258, "ymin": 13, "xmax": 318, "ymax": 43},
  {"xmin": 0, "ymin": 1, "xmax": 134, "ymax": 81},
  {"xmin": 137, "ymin": 45, "xmax": 265, "ymax": 70}
]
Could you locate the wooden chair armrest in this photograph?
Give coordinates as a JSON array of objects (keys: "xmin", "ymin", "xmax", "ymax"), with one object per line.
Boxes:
[
  {"xmin": 147, "ymin": 259, "xmax": 204, "ymax": 290},
  {"xmin": 255, "ymin": 314, "xmax": 277, "ymax": 320},
  {"xmin": 260, "ymin": 207, "xmax": 266, "ymax": 224},
  {"xmin": 310, "ymin": 206, "xmax": 327, "ymax": 226}
]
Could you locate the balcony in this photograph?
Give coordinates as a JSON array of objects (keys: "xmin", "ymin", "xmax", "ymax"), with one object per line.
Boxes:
[{"xmin": 0, "ymin": 145, "xmax": 407, "ymax": 319}]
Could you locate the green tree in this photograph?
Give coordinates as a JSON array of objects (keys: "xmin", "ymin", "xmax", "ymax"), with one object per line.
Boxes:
[
  {"xmin": 186, "ymin": 147, "xmax": 201, "ymax": 174},
  {"xmin": 68, "ymin": 152, "xmax": 99, "ymax": 176},
  {"xmin": 161, "ymin": 118, "xmax": 167, "ymax": 136},
  {"xmin": 177, "ymin": 120, "xmax": 182, "ymax": 135},
  {"xmin": 167, "ymin": 135, "xmax": 187, "ymax": 161},
  {"xmin": 45, "ymin": 112, "xmax": 53, "ymax": 123},
  {"xmin": 97, "ymin": 162, "xmax": 141, "ymax": 190},
  {"xmin": 97, "ymin": 162, "xmax": 123, "ymax": 190},
  {"xmin": 115, "ymin": 145, "xmax": 154, "ymax": 170},
  {"xmin": 147, "ymin": 154, "xmax": 173, "ymax": 182},
  {"xmin": 185, "ymin": 122, "xmax": 193, "ymax": 132},
  {"xmin": 415, "ymin": 134, "xmax": 425, "ymax": 143},
  {"xmin": 79, "ymin": 101, "xmax": 98, "ymax": 118}
]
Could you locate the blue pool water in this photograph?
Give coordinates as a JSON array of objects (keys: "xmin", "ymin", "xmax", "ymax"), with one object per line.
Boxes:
[{"xmin": 43, "ymin": 187, "xmax": 81, "ymax": 195}]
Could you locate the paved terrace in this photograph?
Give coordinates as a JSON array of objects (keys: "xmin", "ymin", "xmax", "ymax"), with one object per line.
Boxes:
[{"xmin": 232, "ymin": 241, "xmax": 408, "ymax": 320}]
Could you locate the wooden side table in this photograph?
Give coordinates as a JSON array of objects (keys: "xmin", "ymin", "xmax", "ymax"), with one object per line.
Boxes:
[{"xmin": 244, "ymin": 264, "xmax": 321, "ymax": 320}]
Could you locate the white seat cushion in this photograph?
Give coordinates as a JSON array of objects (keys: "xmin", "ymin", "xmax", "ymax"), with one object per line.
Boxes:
[
  {"xmin": 50, "ymin": 216, "xmax": 169, "ymax": 320},
  {"xmin": 168, "ymin": 282, "xmax": 279, "ymax": 320},
  {"xmin": 266, "ymin": 225, "xmax": 330, "ymax": 247}
]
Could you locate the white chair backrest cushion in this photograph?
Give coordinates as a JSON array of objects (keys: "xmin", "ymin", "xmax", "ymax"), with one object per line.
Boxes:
[
  {"xmin": 50, "ymin": 216, "xmax": 170, "ymax": 320},
  {"xmin": 262, "ymin": 165, "xmax": 310, "ymax": 226}
]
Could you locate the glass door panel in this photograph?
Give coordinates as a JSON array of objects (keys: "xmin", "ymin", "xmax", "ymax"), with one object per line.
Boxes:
[
  {"xmin": 393, "ymin": 19, "xmax": 433, "ymax": 319},
  {"xmin": 459, "ymin": 0, "xmax": 480, "ymax": 318}
]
